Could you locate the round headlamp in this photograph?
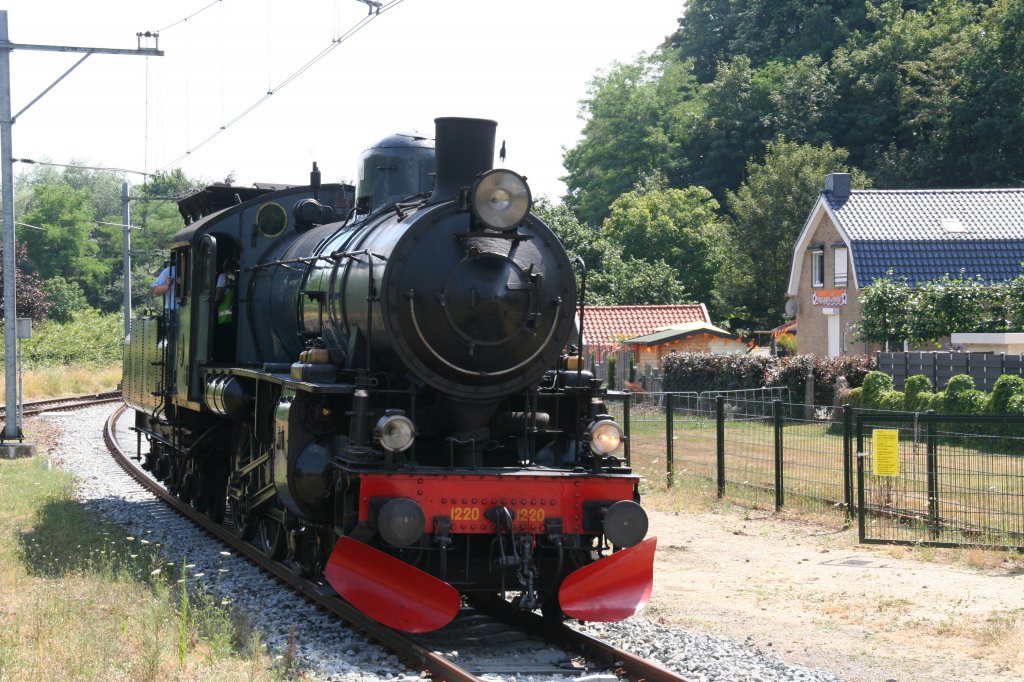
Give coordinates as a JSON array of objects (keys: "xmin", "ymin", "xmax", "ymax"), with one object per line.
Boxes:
[
  {"xmin": 375, "ymin": 414, "xmax": 416, "ymax": 452},
  {"xmin": 587, "ymin": 419, "xmax": 623, "ymax": 455},
  {"xmin": 470, "ymin": 169, "xmax": 531, "ymax": 231}
]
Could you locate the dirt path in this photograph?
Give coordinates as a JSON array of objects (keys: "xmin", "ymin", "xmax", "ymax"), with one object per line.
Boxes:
[{"xmin": 647, "ymin": 508, "xmax": 1024, "ymax": 681}]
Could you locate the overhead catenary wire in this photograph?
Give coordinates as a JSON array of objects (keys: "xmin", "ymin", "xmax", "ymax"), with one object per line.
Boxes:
[
  {"xmin": 157, "ymin": 0, "xmax": 223, "ymax": 33},
  {"xmin": 155, "ymin": 0, "xmax": 406, "ymax": 174}
]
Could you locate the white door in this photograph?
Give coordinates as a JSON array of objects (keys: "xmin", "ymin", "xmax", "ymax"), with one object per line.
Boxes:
[{"xmin": 827, "ymin": 313, "xmax": 841, "ymax": 357}]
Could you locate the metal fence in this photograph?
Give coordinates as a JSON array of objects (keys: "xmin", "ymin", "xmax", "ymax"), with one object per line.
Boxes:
[
  {"xmin": 606, "ymin": 391, "xmax": 1024, "ymax": 550},
  {"xmin": 855, "ymin": 412, "xmax": 1024, "ymax": 549}
]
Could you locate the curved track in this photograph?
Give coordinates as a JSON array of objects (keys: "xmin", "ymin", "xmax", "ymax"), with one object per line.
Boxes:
[
  {"xmin": 0, "ymin": 391, "xmax": 121, "ymax": 422},
  {"xmin": 105, "ymin": 404, "xmax": 687, "ymax": 682}
]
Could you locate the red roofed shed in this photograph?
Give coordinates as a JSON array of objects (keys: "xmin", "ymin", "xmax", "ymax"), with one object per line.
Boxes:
[{"xmin": 580, "ymin": 304, "xmax": 711, "ymax": 361}]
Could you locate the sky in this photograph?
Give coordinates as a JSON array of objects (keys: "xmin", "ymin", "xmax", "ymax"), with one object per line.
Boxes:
[{"xmin": 1, "ymin": 0, "xmax": 684, "ymax": 201}]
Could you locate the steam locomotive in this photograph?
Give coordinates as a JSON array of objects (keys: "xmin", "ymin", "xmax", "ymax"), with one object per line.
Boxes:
[{"xmin": 123, "ymin": 117, "xmax": 655, "ymax": 633}]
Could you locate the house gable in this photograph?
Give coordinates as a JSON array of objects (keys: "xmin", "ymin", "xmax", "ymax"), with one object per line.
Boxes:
[{"xmin": 787, "ymin": 195, "xmax": 856, "ymax": 296}]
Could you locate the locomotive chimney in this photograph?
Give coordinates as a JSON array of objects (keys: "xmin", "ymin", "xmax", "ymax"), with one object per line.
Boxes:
[{"xmin": 429, "ymin": 117, "xmax": 497, "ymax": 204}]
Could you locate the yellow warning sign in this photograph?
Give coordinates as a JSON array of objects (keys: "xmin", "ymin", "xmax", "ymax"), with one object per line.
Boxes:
[{"xmin": 873, "ymin": 429, "xmax": 900, "ymax": 477}]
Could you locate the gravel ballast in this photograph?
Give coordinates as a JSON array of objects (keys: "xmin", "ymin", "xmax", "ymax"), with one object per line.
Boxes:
[{"xmin": 42, "ymin": 405, "xmax": 846, "ymax": 681}]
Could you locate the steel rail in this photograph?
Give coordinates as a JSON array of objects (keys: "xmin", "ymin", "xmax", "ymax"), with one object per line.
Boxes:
[
  {"xmin": 470, "ymin": 595, "xmax": 690, "ymax": 682},
  {"xmin": 103, "ymin": 404, "xmax": 481, "ymax": 682},
  {"xmin": 0, "ymin": 391, "xmax": 121, "ymax": 420},
  {"xmin": 105, "ymin": 404, "xmax": 686, "ymax": 682}
]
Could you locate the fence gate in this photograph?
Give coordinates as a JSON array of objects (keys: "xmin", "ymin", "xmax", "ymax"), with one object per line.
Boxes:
[{"xmin": 855, "ymin": 411, "xmax": 1024, "ymax": 549}]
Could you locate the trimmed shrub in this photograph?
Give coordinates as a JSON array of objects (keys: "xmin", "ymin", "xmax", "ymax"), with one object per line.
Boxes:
[
  {"xmin": 860, "ymin": 371, "xmax": 894, "ymax": 406},
  {"xmin": 877, "ymin": 390, "xmax": 905, "ymax": 411},
  {"xmin": 939, "ymin": 375, "xmax": 987, "ymax": 415},
  {"xmin": 1008, "ymin": 394, "xmax": 1024, "ymax": 416},
  {"xmin": 944, "ymin": 374, "xmax": 976, "ymax": 397},
  {"xmin": 988, "ymin": 375, "xmax": 1024, "ymax": 414},
  {"xmin": 910, "ymin": 391, "xmax": 936, "ymax": 412},
  {"xmin": 954, "ymin": 390, "xmax": 988, "ymax": 415},
  {"xmin": 903, "ymin": 374, "xmax": 933, "ymax": 411}
]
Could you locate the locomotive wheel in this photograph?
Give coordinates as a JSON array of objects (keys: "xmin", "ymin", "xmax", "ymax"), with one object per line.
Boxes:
[
  {"xmin": 255, "ymin": 515, "xmax": 286, "ymax": 560},
  {"xmin": 154, "ymin": 455, "xmax": 170, "ymax": 483},
  {"xmin": 180, "ymin": 472, "xmax": 196, "ymax": 506},
  {"xmin": 228, "ymin": 498, "xmax": 253, "ymax": 540},
  {"xmin": 204, "ymin": 486, "xmax": 226, "ymax": 525}
]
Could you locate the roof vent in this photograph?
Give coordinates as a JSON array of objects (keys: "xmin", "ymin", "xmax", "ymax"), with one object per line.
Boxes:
[
  {"xmin": 941, "ymin": 218, "xmax": 966, "ymax": 233},
  {"xmin": 823, "ymin": 173, "xmax": 851, "ymax": 201}
]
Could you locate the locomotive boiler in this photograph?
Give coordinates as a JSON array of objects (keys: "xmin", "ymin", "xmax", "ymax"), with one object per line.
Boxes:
[{"xmin": 123, "ymin": 117, "xmax": 656, "ymax": 632}]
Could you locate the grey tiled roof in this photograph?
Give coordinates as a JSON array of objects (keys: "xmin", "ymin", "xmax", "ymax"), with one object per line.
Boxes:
[{"xmin": 826, "ymin": 189, "xmax": 1024, "ymax": 287}]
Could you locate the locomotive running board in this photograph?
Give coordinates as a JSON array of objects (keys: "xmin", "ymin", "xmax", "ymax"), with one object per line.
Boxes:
[
  {"xmin": 558, "ymin": 537, "xmax": 657, "ymax": 621},
  {"xmin": 325, "ymin": 537, "xmax": 461, "ymax": 633}
]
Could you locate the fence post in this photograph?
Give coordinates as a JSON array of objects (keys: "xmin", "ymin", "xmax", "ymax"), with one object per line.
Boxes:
[
  {"xmin": 623, "ymin": 393, "xmax": 631, "ymax": 467},
  {"xmin": 716, "ymin": 396, "xmax": 725, "ymax": 498},
  {"xmin": 842, "ymin": 404, "xmax": 854, "ymax": 518},
  {"xmin": 856, "ymin": 414, "xmax": 866, "ymax": 542},
  {"xmin": 926, "ymin": 410, "xmax": 939, "ymax": 539},
  {"xmin": 665, "ymin": 393, "xmax": 674, "ymax": 489},
  {"xmin": 803, "ymin": 372, "xmax": 814, "ymax": 420},
  {"xmin": 773, "ymin": 399, "xmax": 784, "ymax": 511}
]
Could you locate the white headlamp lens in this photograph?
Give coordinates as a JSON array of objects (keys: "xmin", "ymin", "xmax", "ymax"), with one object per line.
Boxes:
[
  {"xmin": 376, "ymin": 415, "xmax": 416, "ymax": 452},
  {"xmin": 589, "ymin": 420, "xmax": 623, "ymax": 455},
  {"xmin": 471, "ymin": 170, "xmax": 531, "ymax": 231}
]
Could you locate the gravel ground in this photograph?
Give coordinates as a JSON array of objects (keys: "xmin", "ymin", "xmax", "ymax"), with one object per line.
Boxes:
[{"xmin": 39, "ymin": 405, "xmax": 847, "ymax": 682}]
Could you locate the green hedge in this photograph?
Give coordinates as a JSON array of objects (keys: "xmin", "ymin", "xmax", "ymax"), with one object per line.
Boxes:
[
  {"xmin": 1, "ymin": 308, "xmax": 123, "ymax": 369},
  {"xmin": 852, "ymin": 371, "xmax": 1024, "ymax": 416},
  {"xmin": 661, "ymin": 352, "xmax": 876, "ymax": 404}
]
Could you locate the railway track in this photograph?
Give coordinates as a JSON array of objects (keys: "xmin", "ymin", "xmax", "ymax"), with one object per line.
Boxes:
[
  {"xmin": 103, "ymin": 403, "xmax": 688, "ymax": 681},
  {"xmin": 0, "ymin": 391, "xmax": 121, "ymax": 421}
]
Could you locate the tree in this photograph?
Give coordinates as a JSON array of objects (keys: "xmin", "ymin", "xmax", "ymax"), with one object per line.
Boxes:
[
  {"xmin": 0, "ymin": 243, "xmax": 52, "ymax": 320},
  {"xmin": 19, "ymin": 183, "xmax": 110, "ymax": 308},
  {"xmin": 829, "ymin": 0, "xmax": 982, "ymax": 187},
  {"xmin": 912, "ymin": 273, "xmax": 989, "ymax": 343},
  {"xmin": 857, "ymin": 275, "xmax": 913, "ymax": 348},
  {"xmin": 42, "ymin": 276, "xmax": 90, "ymax": 323},
  {"xmin": 534, "ymin": 199, "xmax": 689, "ymax": 305},
  {"xmin": 717, "ymin": 138, "xmax": 870, "ymax": 329},
  {"xmin": 667, "ymin": 0, "xmax": 873, "ymax": 83},
  {"xmin": 562, "ymin": 55, "xmax": 698, "ymax": 226},
  {"xmin": 944, "ymin": 0, "xmax": 1024, "ymax": 185},
  {"xmin": 601, "ymin": 179, "xmax": 726, "ymax": 307}
]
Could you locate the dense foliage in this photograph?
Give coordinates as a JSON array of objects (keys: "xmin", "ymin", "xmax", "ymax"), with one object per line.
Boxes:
[
  {"xmin": 661, "ymin": 352, "xmax": 876, "ymax": 404},
  {"xmin": 0, "ymin": 308, "xmax": 123, "ymax": 369},
  {"xmin": 561, "ymin": 0, "xmax": 1024, "ymax": 330},
  {"xmin": 0, "ymin": 243, "xmax": 52, "ymax": 320},
  {"xmin": 14, "ymin": 164, "xmax": 198, "ymax": 316},
  {"xmin": 858, "ymin": 273, "xmax": 1024, "ymax": 345}
]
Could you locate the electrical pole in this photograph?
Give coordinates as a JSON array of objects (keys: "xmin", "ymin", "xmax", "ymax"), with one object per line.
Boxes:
[
  {"xmin": 0, "ymin": 11, "xmax": 162, "ymax": 455},
  {"xmin": 122, "ymin": 181, "xmax": 131, "ymax": 339}
]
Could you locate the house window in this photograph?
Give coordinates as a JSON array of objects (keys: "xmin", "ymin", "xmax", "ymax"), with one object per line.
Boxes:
[
  {"xmin": 810, "ymin": 248, "xmax": 825, "ymax": 287},
  {"xmin": 834, "ymin": 247, "xmax": 848, "ymax": 287}
]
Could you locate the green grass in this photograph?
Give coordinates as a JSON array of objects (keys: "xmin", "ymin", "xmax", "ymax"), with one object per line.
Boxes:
[
  {"xmin": 624, "ymin": 405, "xmax": 1024, "ymax": 547},
  {"xmin": 0, "ymin": 456, "xmax": 287, "ymax": 681}
]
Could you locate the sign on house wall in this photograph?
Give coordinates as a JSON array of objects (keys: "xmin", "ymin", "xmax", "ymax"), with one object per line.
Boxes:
[{"xmin": 812, "ymin": 289, "xmax": 847, "ymax": 307}]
